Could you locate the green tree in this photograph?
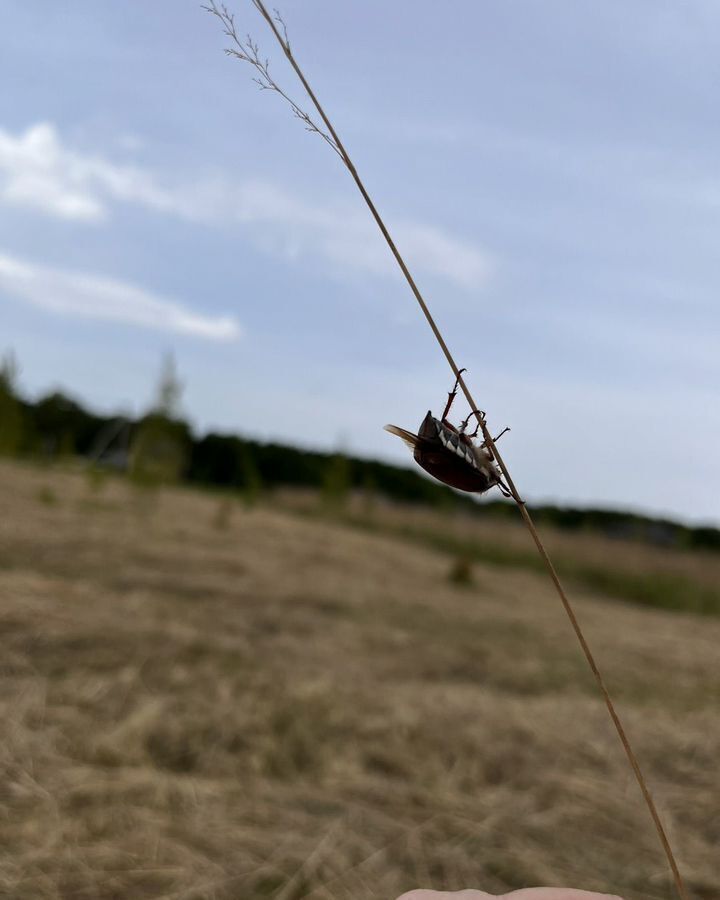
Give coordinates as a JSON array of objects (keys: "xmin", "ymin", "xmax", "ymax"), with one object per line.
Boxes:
[
  {"xmin": 322, "ymin": 451, "xmax": 351, "ymax": 510},
  {"xmin": 240, "ymin": 443, "xmax": 263, "ymax": 507},
  {"xmin": 153, "ymin": 352, "xmax": 183, "ymax": 419},
  {"xmin": 0, "ymin": 351, "xmax": 24, "ymax": 456},
  {"xmin": 130, "ymin": 354, "xmax": 190, "ymax": 486}
]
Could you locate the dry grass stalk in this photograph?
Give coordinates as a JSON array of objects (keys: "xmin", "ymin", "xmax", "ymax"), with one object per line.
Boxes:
[{"xmin": 204, "ymin": 4, "xmax": 690, "ymax": 898}]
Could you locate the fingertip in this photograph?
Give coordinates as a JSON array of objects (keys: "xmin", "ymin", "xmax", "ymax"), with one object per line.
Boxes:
[{"xmin": 396, "ymin": 892, "xmax": 495, "ymax": 900}]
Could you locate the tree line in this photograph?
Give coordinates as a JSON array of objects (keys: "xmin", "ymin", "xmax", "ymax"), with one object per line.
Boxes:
[{"xmin": 1, "ymin": 351, "xmax": 718, "ymax": 551}]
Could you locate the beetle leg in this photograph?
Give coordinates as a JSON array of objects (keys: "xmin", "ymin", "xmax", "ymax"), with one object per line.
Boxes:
[
  {"xmin": 441, "ymin": 368, "xmax": 467, "ymax": 422},
  {"xmin": 459, "ymin": 408, "xmax": 486, "ymax": 438},
  {"xmin": 496, "ymin": 478, "xmax": 513, "ymax": 498},
  {"xmin": 480, "ymin": 425, "xmax": 510, "ymax": 448}
]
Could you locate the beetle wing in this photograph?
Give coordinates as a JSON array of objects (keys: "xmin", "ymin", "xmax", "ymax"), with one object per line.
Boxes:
[{"xmin": 384, "ymin": 424, "xmax": 420, "ymax": 452}]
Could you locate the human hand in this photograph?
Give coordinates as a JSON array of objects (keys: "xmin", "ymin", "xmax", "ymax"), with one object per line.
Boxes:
[{"xmin": 397, "ymin": 889, "xmax": 622, "ymax": 900}]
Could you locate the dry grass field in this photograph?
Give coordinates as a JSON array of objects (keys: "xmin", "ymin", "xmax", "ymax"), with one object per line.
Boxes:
[{"xmin": 0, "ymin": 460, "xmax": 718, "ymax": 900}]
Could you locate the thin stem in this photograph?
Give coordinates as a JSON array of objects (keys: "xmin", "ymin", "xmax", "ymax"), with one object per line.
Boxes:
[
  {"xmin": 210, "ymin": 5, "xmax": 689, "ymax": 898},
  {"xmin": 203, "ymin": 1, "xmax": 342, "ymax": 158}
]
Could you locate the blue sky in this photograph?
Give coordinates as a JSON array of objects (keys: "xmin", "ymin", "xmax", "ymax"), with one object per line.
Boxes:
[{"xmin": 1, "ymin": 1, "xmax": 719, "ymax": 523}]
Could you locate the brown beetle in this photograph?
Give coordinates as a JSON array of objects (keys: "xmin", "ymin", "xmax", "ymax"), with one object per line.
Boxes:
[{"xmin": 384, "ymin": 370, "xmax": 511, "ymax": 497}]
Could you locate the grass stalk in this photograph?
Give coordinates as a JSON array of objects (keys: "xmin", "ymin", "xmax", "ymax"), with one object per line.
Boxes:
[{"xmin": 205, "ymin": 5, "xmax": 689, "ymax": 897}]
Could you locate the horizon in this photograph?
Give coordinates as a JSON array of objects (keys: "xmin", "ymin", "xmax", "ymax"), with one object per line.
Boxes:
[
  {"xmin": 13, "ymin": 367, "xmax": 720, "ymax": 533},
  {"xmin": 1, "ymin": 2, "xmax": 719, "ymax": 525}
]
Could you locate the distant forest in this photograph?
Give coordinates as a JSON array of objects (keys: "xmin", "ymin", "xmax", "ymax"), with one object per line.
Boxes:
[{"xmin": 1, "ymin": 352, "xmax": 719, "ymax": 552}]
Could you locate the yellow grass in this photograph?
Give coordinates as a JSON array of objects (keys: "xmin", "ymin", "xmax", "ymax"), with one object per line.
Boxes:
[{"xmin": 0, "ymin": 460, "xmax": 717, "ymax": 900}]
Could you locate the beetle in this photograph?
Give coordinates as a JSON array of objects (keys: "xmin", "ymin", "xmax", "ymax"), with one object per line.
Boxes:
[{"xmin": 384, "ymin": 370, "xmax": 511, "ymax": 497}]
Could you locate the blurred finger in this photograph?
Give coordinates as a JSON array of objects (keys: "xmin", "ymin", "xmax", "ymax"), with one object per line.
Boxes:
[
  {"xmin": 396, "ymin": 891, "xmax": 495, "ymax": 900},
  {"xmin": 505, "ymin": 890, "xmax": 623, "ymax": 900},
  {"xmin": 395, "ymin": 890, "xmax": 622, "ymax": 900}
]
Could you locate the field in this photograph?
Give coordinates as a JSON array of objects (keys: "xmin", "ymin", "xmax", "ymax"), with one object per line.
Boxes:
[{"xmin": 0, "ymin": 460, "xmax": 717, "ymax": 900}]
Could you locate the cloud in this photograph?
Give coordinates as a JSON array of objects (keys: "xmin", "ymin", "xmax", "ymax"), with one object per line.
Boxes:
[
  {"xmin": 229, "ymin": 180, "xmax": 492, "ymax": 289},
  {"xmin": 0, "ymin": 123, "xmax": 105, "ymax": 221},
  {"xmin": 0, "ymin": 122, "xmax": 202, "ymax": 223},
  {"xmin": 0, "ymin": 251, "xmax": 241, "ymax": 341},
  {"xmin": 0, "ymin": 122, "xmax": 493, "ymax": 290},
  {"xmin": 396, "ymin": 222, "xmax": 491, "ymax": 289}
]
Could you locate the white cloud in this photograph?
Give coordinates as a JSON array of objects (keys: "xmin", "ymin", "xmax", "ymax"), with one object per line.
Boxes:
[
  {"xmin": 0, "ymin": 122, "xmax": 493, "ymax": 290},
  {"xmin": 229, "ymin": 180, "xmax": 492, "ymax": 289},
  {"xmin": 0, "ymin": 251, "xmax": 241, "ymax": 341},
  {"xmin": 0, "ymin": 122, "xmax": 202, "ymax": 223},
  {"xmin": 396, "ymin": 222, "xmax": 491, "ymax": 289},
  {"xmin": 0, "ymin": 123, "xmax": 105, "ymax": 221}
]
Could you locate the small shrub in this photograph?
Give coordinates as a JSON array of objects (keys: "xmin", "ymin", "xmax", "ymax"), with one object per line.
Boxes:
[
  {"xmin": 37, "ymin": 485, "xmax": 58, "ymax": 506},
  {"xmin": 145, "ymin": 725, "xmax": 203, "ymax": 773},
  {"xmin": 322, "ymin": 453, "xmax": 351, "ymax": 511},
  {"xmin": 448, "ymin": 555, "xmax": 474, "ymax": 587},
  {"xmin": 212, "ymin": 497, "xmax": 234, "ymax": 530},
  {"xmin": 85, "ymin": 465, "xmax": 108, "ymax": 494}
]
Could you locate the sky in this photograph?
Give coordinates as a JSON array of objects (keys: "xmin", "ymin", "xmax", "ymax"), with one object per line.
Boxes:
[{"xmin": 1, "ymin": 1, "xmax": 719, "ymax": 524}]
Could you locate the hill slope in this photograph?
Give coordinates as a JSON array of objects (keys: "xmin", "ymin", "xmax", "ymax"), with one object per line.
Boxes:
[{"xmin": 0, "ymin": 461, "xmax": 716, "ymax": 899}]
